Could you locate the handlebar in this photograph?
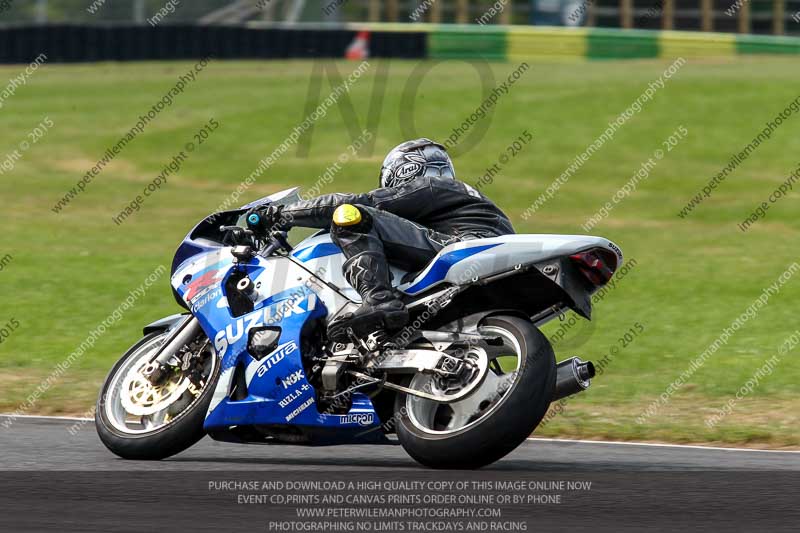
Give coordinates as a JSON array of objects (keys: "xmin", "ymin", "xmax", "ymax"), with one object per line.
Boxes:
[
  {"xmin": 219, "ymin": 225, "xmax": 253, "ymax": 236},
  {"xmin": 219, "ymin": 224, "xmax": 292, "ymax": 257},
  {"xmin": 261, "ymin": 231, "xmax": 293, "ymax": 257},
  {"xmin": 273, "ymin": 231, "xmax": 293, "ymax": 252},
  {"xmin": 219, "ymin": 225, "xmax": 254, "ymax": 246}
]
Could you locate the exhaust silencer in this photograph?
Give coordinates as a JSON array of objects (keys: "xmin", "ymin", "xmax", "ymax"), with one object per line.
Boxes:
[{"xmin": 553, "ymin": 357, "xmax": 596, "ymax": 401}]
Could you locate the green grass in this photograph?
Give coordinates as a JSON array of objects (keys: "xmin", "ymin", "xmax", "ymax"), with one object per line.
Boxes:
[{"xmin": 1, "ymin": 57, "xmax": 798, "ymax": 447}]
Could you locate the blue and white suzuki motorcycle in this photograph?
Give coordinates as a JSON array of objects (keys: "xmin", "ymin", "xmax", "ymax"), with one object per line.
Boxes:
[{"xmin": 96, "ymin": 188, "xmax": 622, "ymax": 469}]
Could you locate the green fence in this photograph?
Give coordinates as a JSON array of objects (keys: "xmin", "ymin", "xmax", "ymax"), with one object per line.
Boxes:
[{"xmin": 354, "ymin": 23, "xmax": 800, "ymax": 61}]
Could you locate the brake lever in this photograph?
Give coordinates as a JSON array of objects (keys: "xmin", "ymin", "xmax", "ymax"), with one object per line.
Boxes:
[
  {"xmin": 219, "ymin": 225, "xmax": 254, "ymax": 236},
  {"xmin": 219, "ymin": 225, "xmax": 255, "ymax": 246}
]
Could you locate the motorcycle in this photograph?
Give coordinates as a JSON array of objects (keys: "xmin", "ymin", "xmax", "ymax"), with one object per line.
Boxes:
[{"xmin": 96, "ymin": 187, "xmax": 622, "ymax": 469}]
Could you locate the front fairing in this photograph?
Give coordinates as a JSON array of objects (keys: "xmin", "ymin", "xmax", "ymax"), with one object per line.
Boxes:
[
  {"xmin": 170, "ymin": 248, "xmax": 380, "ymax": 434},
  {"xmin": 166, "ymin": 187, "xmax": 380, "ymax": 435}
]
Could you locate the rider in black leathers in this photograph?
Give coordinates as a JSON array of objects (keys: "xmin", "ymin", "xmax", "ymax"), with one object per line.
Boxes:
[{"xmin": 252, "ymin": 138, "xmax": 514, "ymax": 342}]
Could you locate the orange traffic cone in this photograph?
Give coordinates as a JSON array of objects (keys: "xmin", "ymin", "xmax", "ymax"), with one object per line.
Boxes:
[{"xmin": 345, "ymin": 31, "xmax": 370, "ymax": 60}]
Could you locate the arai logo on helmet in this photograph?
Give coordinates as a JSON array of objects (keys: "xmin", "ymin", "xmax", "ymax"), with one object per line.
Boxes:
[
  {"xmin": 340, "ymin": 413, "xmax": 374, "ymax": 426},
  {"xmin": 394, "ymin": 162, "xmax": 422, "ymax": 180}
]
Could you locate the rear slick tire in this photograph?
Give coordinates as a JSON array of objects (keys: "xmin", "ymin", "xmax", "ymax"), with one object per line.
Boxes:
[{"xmin": 395, "ymin": 315, "xmax": 556, "ymax": 469}]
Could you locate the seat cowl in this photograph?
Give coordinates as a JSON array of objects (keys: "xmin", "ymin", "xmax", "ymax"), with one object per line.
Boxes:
[{"xmin": 398, "ymin": 234, "xmax": 621, "ymax": 296}]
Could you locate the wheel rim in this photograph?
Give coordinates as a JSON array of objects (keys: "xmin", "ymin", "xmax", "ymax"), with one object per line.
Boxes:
[
  {"xmin": 405, "ymin": 325, "xmax": 523, "ymax": 435},
  {"xmin": 103, "ymin": 333, "xmax": 217, "ymax": 435}
]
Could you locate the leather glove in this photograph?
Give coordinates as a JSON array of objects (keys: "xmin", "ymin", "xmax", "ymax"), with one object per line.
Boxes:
[{"xmin": 245, "ymin": 205, "xmax": 289, "ymax": 236}]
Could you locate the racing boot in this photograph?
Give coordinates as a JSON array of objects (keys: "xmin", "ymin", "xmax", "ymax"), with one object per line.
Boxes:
[
  {"xmin": 327, "ymin": 250, "xmax": 409, "ymax": 343},
  {"xmin": 327, "ymin": 204, "xmax": 409, "ymax": 343}
]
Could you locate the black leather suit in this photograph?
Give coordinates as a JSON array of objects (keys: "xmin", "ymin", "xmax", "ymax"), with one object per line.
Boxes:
[{"xmin": 281, "ymin": 176, "xmax": 515, "ymax": 273}]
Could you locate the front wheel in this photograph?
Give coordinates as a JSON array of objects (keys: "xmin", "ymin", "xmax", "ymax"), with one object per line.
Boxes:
[
  {"xmin": 95, "ymin": 328, "xmax": 220, "ymax": 460},
  {"xmin": 395, "ymin": 315, "xmax": 556, "ymax": 469}
]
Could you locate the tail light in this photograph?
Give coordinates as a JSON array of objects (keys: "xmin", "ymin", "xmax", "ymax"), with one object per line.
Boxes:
[{"xmin": 569, "ymin": 248, "xmax": 618, "ymax": 286}]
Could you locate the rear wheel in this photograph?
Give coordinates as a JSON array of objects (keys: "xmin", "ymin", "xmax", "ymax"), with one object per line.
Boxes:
[
  {"xmin": 95, "ymin": 330, "xmax": 220, "ymax": 460},
  {"xmin": 395, "ymin": 315, "xmax": 556, "ymax": 469}
]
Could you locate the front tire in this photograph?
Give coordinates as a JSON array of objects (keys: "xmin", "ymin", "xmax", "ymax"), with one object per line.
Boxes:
[
  {"xmin": 95, "ymin": 331, "xmax": 220, "ymax": 460},
  {"xmin": 395, "ymin": 315, "xmax": 556, "ymax": 469}
]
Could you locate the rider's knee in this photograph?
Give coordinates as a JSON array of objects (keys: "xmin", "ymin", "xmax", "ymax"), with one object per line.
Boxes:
[{"xmin": 332, "ymin": 204, "xmax": 371, "ymax": 233}]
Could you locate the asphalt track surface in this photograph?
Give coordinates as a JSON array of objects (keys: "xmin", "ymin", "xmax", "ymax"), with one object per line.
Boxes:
[{"xmin": 1, "ymin": 415, "xmax": 798, "ymax": 532}]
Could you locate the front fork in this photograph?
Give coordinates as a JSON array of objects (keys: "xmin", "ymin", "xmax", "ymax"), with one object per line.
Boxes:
[{"xmin": 143, "ymin": 315, "xmax": 202, "ymax": 384}]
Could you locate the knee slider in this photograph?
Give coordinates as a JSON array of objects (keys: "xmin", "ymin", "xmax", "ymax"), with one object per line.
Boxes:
[{"xmin": 332, "ymin": 204, "xmax": 371, "ymax": 233}]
